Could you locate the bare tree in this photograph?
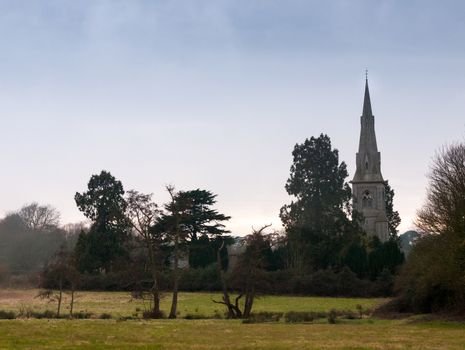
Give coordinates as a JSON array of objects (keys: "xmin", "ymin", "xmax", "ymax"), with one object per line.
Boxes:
[
  {"xmin": 213, "ymin": 224, "xmax": 276, "ymax": 319},
  {"xmin": 416, "ymin": 143, "xmax": 465, "ymax": 235},
  {"xmin": 213, "ymin": 239, "xmax": 243, "ymax": 318},
  {"xmin": 19, "ymin": 202, "xmax": 60, "ymax": 231},
  {"xmin": 126, "ymin": 190, "xmax": 164, "ymax": 317},
  {"xmin": 38, "ymin": 247, "xmax": 80, "ymax": 318}
]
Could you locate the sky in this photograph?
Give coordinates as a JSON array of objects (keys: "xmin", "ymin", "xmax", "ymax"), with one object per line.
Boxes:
[{"xmin": 1, "ymin": 0, "xmax": 464, "ymax": 235}]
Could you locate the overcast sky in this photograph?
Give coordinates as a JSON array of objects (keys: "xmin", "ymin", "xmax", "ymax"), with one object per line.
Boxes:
[{"xmin": 1, "ymin": 0, "xmax": 464, "ymax": 234}]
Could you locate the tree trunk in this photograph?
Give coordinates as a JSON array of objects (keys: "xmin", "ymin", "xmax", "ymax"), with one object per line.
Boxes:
[
  {"xmin": 57, "ymin": 280, "xmax": 63, "ymax": 318},
  {"xmin": 216, "ymin": 242, "xmax": 235, "ymax": 318},
  {"xmin": 243, "ymin": 273, "xmax": 256, "ymax": 318},
  {"xmin": 146, "ymin": 239, "xmax": 162, "ymax": 317},
  {"xmin": 169, "ymin": 232, "xmax": 180, "ymax": 319},
  {"xmin": 69, "ymin": 288, "xmax": 75, "ymax": 317}
]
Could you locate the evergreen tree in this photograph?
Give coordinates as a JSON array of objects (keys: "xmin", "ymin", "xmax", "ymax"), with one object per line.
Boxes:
[
  {"xmin": 74, "ymin": 171, "xmax": 130, "ymax": 273},
  {"xmin": 280, "ymin": 134, "xmax": 352, "ymax": 233},
  {"xmin": 280, "ymin": 134, "xmax": 358, "ymax": 270},
  {"xmin": 384, "ymin": 181, "xmax": 401, "ymax": 236}
]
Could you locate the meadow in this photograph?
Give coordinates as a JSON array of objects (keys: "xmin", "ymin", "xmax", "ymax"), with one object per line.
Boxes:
[
  {"xmin": 0, "ymin": 289, "xmax": 386, "ymax": 318},
  {"xmin": 1, "ymin": 289, "xmax": 464, "ymax": 349}
]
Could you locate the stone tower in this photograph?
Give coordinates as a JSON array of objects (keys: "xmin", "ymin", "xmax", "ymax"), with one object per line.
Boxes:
[{"xmin": 352, "ymin": 78, "xmax": 389, "ymax": 241}]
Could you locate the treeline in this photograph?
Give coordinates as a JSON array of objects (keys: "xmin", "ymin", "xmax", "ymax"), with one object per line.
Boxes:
[
  {"xmin": 0, "ymin": 203, "xmax": 81, "ymax": 281},
  {"xmin": 392, "ymin": 142, "xmax": 465, "ymax": 313},
  {"xmin": 2, "ymin": 133, "xmax": 408, "ymax": 318},
  {"xmin": 37, "ymin": 134, "xmax": 405, "ymax": 319}
]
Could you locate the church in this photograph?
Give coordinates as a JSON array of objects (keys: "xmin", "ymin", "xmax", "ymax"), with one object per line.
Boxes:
[{"xmin": 352, "ymin": 78, "xmax": 389, "ymax": 242}]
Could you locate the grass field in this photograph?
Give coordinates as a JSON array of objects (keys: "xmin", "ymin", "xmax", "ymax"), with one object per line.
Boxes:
[
  {"xmin": 1, "ymin": 318, "xmax": 465, "ymax": 349},
  {"xmin": 1, "ymin": 290, "xmax": 465, "ymax": 349},
  {"xmin": 0, "ymin": 289, "xmax": 386, "ymax": 318}
]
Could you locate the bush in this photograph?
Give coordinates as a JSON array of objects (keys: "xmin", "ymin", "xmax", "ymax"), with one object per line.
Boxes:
[
  {"xmin": 327, "ymin": 309, "xmax": 337, "ymax": 324},
  {"xmin": 184, "ymin": 313, "xmax": 209, "ymax": 320},
  {"xmin": 0, "ymin": 310, "xmax": 16, "ymax": 319},
  {"xmin": 99, "ymin": 313, "xmax": 112, "ymax": 319},
  {"xmin": 72, "ymin": 311, "xmax": 93, "ymax": 319},
  {"xmin": 244, "ymin": 312, "xmax": 283, "ymax": 323},
  {"xmin": 284, "ymin": 311, "xmax": 316, "ymax": 323},
  {"xmin": 142, "ymin": 310, "xmax": 165, "ymax": 319},
  {"xmin": 32, "ymin": 310, "xmax": 56, "ymax": 319},
  {"xmin": 394, "ymin": 234, "xmax": 462, "ymax": 313}
]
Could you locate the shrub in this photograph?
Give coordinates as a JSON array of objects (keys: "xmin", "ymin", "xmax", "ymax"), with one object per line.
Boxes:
[
  {"xmin": 0, "ymin": 310, "xmax": 16, "ymax": 319},
  {"xmin": 18, "ymin": 306, "xmax": 34, "ymax": 318},
  {"xmin": 33, "ymin": 310, "xmax": 56, "ymax": 319},
  {"xmin": 327, "ymin": 309, "xmax": 337, "ymax": 324},
  {"xmin": 184, "ymin": 313, "xmax": 209, "ymax": 320},
  {"xmin": 72, "ymin": 311, "xmax": 93, "ymax": 319},
  {"xmin": 99, "ymin": 313, "xmax": 112, "ymax": 319},
  {"xmin": 284, "ymin": 311, "xmax": 315, "ymax": 323},
  {"xmin": 142, "ymin": 310, "xmax": 165, "ymax": 319},
  {"xmin": 244, "ymin": 312, "xmax": 283, "ymax": 323}
]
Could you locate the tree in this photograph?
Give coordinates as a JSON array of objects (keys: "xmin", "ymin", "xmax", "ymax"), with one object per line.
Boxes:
[
  {"xmin": 154, "ymin": 185, "xmax": 191, "ymax": 319},
  {"xmin": 174, "ymin": 189, "xmax": 230, "ymax": 268},
  {"xmin": 126, "ymin": 190, "xmax": 164, "ymax": 317},
  {"xmin": 280, "ymin": 134, "xmax": 352, "ymax": 233},
  {"xmin": 416, "ymin": 143, "xmax": 465, "ymax": 235},
  {"xmin": 18, "ymin": 202, "xmax": 61, "ymax": 231},
  {"xmin": 384, "ymin": 182, "xmax": 401, "ymax": 236},
  {"xmin": 280, "ymin": 134, "xmax": 358, "ymax": 270},
  {"xmin": 154, "ymin": 186, "xmax": 230, "ymax": 317},
  {"xmin": 74, "ymin": 171, "xmax": 130, "ymax": 273},
  {"xmin": 39, "ymin": 247, "xmax": 81, "ymax": 317},
  {"xmin": 0, "ymin": 212, "xmax": 67, "ymax": 273},
  {"xmin": 176, "ymin": 189, "xmax": 230, "ymax": 241},
  {"xmin": 213, "ymin": 225, "xmax": 276, "ymax": 319},
  {"xmin": 395, "ymin": 142, "xmax": 465, "ymax": 312}
]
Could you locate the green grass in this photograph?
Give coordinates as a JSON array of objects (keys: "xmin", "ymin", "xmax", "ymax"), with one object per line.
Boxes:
[
  {"xmin": 0, "ymin": 289, "xmax": 387, "ymax": 318},
  {"xmin": 1, "ymin": 290, "xmax": 464, "ymax": 349},
  {"xmin": 0, "ymin": 318, "xmax": 465, "ymax": 349}
]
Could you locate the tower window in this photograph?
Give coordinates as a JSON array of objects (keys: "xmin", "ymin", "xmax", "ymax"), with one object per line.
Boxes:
[{"xmin": 362, "ymin": 190, "xmax": 373, "ymax": 208}]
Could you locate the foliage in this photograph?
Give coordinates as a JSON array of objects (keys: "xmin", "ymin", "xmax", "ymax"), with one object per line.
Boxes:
[
  {"xmin": 174, "ymin": 189, "xmax": 230, "ymax": 241},
  {"xmin": 279, "ymin": 134, "xmax": 404, "ymax": 279},
  {"xmin": 384, "ymin": 182, "xmax": 401, "ymax": 236},
  {"xmin": 126, "ymin": 190, "xmax": 164, "ymax": 317},
  {"xmin": 367, "ymin": 237, "xmax": 404, "ymax": 279},
  {"xmin": 279, "ymin": 134, "xmax": 365, "ymax": 273},
  {"xmin": 228, "ymin": 225, "xmax": 277, "ymax": 318},
  {"xmin": 0, "ymin": 310, "xmax": 16, "ymax": 319},
  {"xmin": 280, "ymin": 134, "xmax": 352, "ymax": 232},
  {"xmin": 74, "ymin": 170, "xmax": 131, "ymax": 273},
  {"xmin": 18, "ymin": 202, "xmax": 61, "ymax": 231},
  {"xmin": 39, "ymin": 247, "xmax": 81, "ymax": 317},
  {"xmin": 284, "ymin": 311, "xmax": 316, "ymax": 323},
  {"xmin": 0, "ymin": 210, "xmax": 75, "ymax": 275},
  {"xmin": 327, "ymin": 309, "xmax": 338, "ymax": 324},
  {"xmin": 395, "ymin": 143, "xmax": 465, "ymax": 312}
]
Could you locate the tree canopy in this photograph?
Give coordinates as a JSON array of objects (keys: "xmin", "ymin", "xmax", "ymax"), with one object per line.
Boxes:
[
  {"xmin": 74, "ymin": 170, "xmax": 131, "ymax": 273},
  {"xmin": 280, "ymin": 134, "xmax": 352, "ymax": 234},
  {"xmin": 396, "ymin": 142, "xmax": 465, "ymax": 312}
]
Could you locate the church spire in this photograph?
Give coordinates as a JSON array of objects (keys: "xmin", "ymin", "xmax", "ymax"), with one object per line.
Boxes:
[
  {"xmin": 353, "ymin": 75, "xmax": 382, "ymax": 182},
  {"xmin": 351, "ymin": 75, "xmax": 389, "ymax": 242},
  {"xmin": 362, "ymin": 77, "xmax": 373, "ymax": 117}
]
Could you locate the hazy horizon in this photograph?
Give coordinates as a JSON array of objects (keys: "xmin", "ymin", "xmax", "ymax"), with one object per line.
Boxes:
[{"xmin": 1, "ymin": 1, "xmax": 465, "ymax": 235}]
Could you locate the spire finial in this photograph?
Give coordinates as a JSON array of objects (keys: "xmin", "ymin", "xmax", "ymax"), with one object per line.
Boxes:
[{"xmin": 362, "ymin": 71, "xmax": 372, "ymax": 117}]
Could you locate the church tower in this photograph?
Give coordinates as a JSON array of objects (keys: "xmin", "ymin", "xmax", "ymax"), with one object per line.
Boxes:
[{"xmin": 352, "ymin": 77, "xmax": 389, "ymax": 241}]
